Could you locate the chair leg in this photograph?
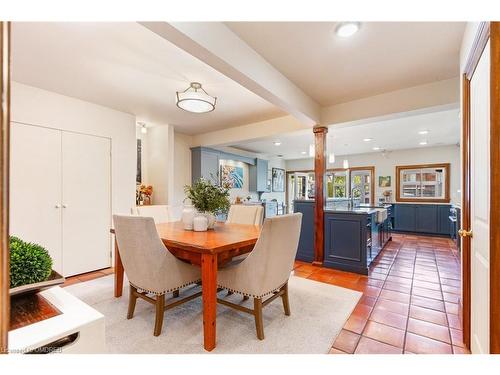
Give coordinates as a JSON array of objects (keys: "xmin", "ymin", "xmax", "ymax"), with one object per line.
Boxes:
[
  {"xmin": 127, "ymin": 285, "xmax": 138, "ymax": 319},
  {"xmin": 281, "ymin": 282, "xmax": 291, "ymax": 316},
  {"xmin": 173, "ymin": 290, "xmax": 180, "ymax": 298},
  {"xmin": 254, "ymin": 298, "xmax": 264, "ymax": 340},
  {"xmin": 154, "ymin": 294, "xmax": 165, "ymax": 336}
]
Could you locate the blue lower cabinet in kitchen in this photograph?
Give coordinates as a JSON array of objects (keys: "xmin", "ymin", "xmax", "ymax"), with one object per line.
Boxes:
[
  {"xmin": 323, "ymin": 212, "xmax": 382, "ymax": 275},
  {"xmin": 294, "ymin": 200, "xmax": 315, "ymax": 262},
  {"xmin": 392, "ymin": 203, "xmax": 452, "ymax": 236}
]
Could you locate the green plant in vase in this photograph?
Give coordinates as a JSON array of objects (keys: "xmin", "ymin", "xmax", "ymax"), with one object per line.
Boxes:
[
  {"xmin": 10, "ymin": 236, "xmax": 53, "ymax": 288},
  {"xmin": 184, "ymin": 177, "xmax": 231, "ymax": 229}
]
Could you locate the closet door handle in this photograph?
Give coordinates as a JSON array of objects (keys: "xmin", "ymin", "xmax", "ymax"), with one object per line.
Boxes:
[
  {"xmin": 55, "ymin": 204, "xmax": 61, "ymax": 208},
  {"xmin": 62, "ymin": 204, "xmax": 68, "ymax": 208}
]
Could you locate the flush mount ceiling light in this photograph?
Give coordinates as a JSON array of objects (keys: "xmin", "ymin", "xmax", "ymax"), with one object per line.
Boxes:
[
  {"xmin": 419, "ymin": 141, "xmax": 428, "ymax": 146},
  {"xmin": 372, "ymin": 146, "xmax": 381, "ymax": 151},
  {"xmin": 273, "ymin": 141, "xmax": 282, "ymax": 146},
  {"xmin": 301, "ymin": 151, "xmax": 307, "ymax": 155},
  {"xmin": 335, "ymin": 22, "xmax": 361, "ymax": 38},
  {"xmin": 418, "ymin": 130, "xmax": 429, "ymax": 135},
  {"xmin": 363, "ymin": 138, "xmax": 373, "ymax": 142},
  {"xmin": 176, "ymin": 82, "xmax": 217, "ymax": 113}
]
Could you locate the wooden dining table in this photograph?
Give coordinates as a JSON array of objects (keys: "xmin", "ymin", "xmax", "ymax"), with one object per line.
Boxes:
[{"xmin": 111, "ymin": 221, "xmax": 261, "ymax": 351}]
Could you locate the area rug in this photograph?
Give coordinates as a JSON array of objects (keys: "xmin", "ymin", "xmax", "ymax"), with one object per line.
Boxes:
[{"xmin": 64, "ymin": 274, "xmax": 361, "ymax": 354}]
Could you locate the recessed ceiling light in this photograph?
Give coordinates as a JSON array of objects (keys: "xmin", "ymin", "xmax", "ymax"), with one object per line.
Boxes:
[
  {"xmin": 335, "ymin": 22, "xmax": 361, "ymax": 38},
  {"xmin": 273, "ymin": 141, "xmax": 281, "ymax": 146},
  {"xmin": 372, "ymin": 147, "xmax": 381, "ymax": 151},
  {"xmin": 363, "ymin": 138, "xmax": 373, "ymax": 142},
  {"xmin": 301, "ymin": 151, "xmax": 307, "ymax": 155},
  {"xmin": 418, "ymin": 130, "xmax": 429, "ymax": 135},
  {"xmin": 419, "ymin": 141, "xmax": 428, "ymax": 146}
]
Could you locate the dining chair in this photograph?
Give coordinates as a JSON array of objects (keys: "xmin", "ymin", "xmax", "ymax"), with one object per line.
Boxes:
[
  {"xmin": 132, "ymin": 205, "xmax": 172, "ymax": 223},
  {"xmin": 226, "ymin": 204, "xmax": 264, "ymax": 226},
  {"xmin": 216, "ymin": 213, "xmax": 302, "ymax": 340},
  {"xmin": 113, "ymin": 215, "xmax": 201, "ymax": 336}
]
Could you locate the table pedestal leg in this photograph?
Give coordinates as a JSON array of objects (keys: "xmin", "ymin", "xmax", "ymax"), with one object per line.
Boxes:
[
  {"xmin": 201, "ymin": 253, "xmax": 217, "ymax": 351},
  {"xmin": 114, "ymin": 238, "xmax": 124, "ymax": 297}
]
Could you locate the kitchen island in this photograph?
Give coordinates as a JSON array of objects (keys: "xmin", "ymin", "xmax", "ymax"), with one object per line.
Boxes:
[{"xmin": 294, "ymin": 200, "xmax": 392, "ymax": 275}]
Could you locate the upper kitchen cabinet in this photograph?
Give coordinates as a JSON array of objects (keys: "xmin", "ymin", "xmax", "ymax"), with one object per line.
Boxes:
[
  {"xmin": 191, "ymin": 147, "xmax": 220, "ymax": 183},
  {"xmin": 249, "ymin": 158, "xmax": 269, "ymax": 192},
  {"xmin": 396, "ymin": 163, "xmax": 450, "ymax": 203}
]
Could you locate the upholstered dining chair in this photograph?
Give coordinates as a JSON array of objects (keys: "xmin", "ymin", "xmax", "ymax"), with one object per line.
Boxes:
[
  {"xmin": 132, "ymin": 205, "xmax": 172, "ymax": 224},
  {"xmin": 216, "ymin": 213, "xmax": 302, "ymax": 340},
  {"xmin": 113, "ymin": 215, "xmax": 201, "ymax": 336},
  {"xmin": 226, "ymin": 204, "xmax": 264, "ymax": 226}
]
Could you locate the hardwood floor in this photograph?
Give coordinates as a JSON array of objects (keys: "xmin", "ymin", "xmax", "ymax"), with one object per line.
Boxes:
[
  {"xmin": 62, "ymin": 233, "xmax": 468, "ymax": 354},
  {"xmin": 293, "ymin": 233, "xmax": 469, "ymax": 354}
]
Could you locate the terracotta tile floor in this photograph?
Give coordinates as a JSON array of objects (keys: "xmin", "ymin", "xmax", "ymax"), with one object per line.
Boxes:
[
  {"xmin": 292, "ymin": 232, "xmax": 469, "ymax": 354},
  {"xmin": 62, "ymin": 233, "xmax": 468, "ymax": 354}
]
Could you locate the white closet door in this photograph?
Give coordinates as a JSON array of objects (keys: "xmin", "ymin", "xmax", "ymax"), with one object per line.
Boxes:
[
  {"xmin": 10, "ymin": 123, "xmax": 63, "ymax": 273},
  {"xmin": 62, "ymin": 132, "xmax": 111, "ymax": 276},
  {"xmin": 470, "ymin": 41, "xmax": 490, "ymax": 354}
]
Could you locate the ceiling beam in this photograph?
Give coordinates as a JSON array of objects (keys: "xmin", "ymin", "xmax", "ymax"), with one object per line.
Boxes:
[
  {"xmin": 139, "ymin": 22, "xmax": 320, "ymax": 127},
  {"xmin": 191, "ymin": 115, "xmax": 305, "ymax": 147},
  {"xmin": 320, "ymin": 78, "xmax": 460, "ymax": 126}
]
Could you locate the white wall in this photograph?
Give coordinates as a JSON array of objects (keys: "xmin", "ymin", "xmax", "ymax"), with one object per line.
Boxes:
[
  {"xmin": 139, "ymin": 126, "xmax": 193, "ymax": 219},
  {"xmin": 172, "ymin": 132, "xmax": 193, "ymax": 219},
  {"xmin": 285, "ymin": 145, "xmax": 461, "ymax": 205},
  {"xmin": 11, "ymin": 82, "xmax": 137, "ymax": 215},
  {"xmin": 142, "ymin": 124, "xmax": 174, "ymax": 205}
]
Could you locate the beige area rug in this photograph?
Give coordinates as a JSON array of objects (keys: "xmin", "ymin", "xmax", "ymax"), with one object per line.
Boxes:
[{"xmin": 65, "ymin": 274, "xmax": 361, "ymax": 354}]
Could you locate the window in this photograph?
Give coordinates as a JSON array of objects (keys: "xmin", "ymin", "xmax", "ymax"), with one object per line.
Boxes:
[
  {"xmin": 396, "ymin": 163, "xmax": 450, "ymax": 202},
  {"xmin": 327, "ymin": 171, "xmax": 347, "ymax": 199},
  {"xmin": 326, "ymin": 167, "xmax": 374, "ymax": 203},
  {"xmin": 351, "ymin": 170, "xmax": 371, "ymax": 204}
]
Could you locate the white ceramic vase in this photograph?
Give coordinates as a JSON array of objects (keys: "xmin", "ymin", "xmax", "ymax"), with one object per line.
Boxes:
[
  {"xmin": 193, "ymin": 215, "xmax": 209, "ymax": 232},
  {"xmin": 181, "ymin": 204, "xmax": 196, "ymax": 230},
  {"xmin": 204, "ymin": 212, "xmax": 216, "ymax": 230}
]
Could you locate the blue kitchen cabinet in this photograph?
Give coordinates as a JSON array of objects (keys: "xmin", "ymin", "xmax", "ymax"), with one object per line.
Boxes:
[
  {"xmin": 394, "ymin": 204, "xmax": 417, "ymax": 232},
  {"xmin": 249, "ymin": 158, "xmax": 269, "ymax": 192},
  {"xmin": 393, "ymin": 203, "xmax": 451, "ymax": 236},
  {"xmin": 437, "ymin": 205, "xmax": 452, "ymax": 235},
  {"xmin": 415, "ymin": 205, "xmax": 438, "ymax": 233},
  {"xmin": 293, "ymin": 201, "xmax": 315, "ymax": 262}
]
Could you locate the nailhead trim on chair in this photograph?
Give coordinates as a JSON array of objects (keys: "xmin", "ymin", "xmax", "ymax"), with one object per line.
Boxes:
[
  {"xmin": 216, "ymin": 282, "xmax": 286, "ymax": 299},
  {"xmin": 130, "ymin": 279, "xmax": 201, "ymax": 296}
]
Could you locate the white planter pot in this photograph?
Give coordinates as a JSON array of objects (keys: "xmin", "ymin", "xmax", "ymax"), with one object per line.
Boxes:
[
  {"xmin": 181, "ymin": 205, "xmax": 196, "ymax": 230},
  {"xmin": 193, "ymin": 215, "xmax": 209, "ymax": 232}
]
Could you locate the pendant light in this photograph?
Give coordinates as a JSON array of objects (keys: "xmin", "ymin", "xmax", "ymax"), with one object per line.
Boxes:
[{"xmin": 176, "ymin": 82, "xmax": 217, "ymax": 113}]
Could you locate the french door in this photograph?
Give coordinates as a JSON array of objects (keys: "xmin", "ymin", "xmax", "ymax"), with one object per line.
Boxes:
[{"xmin": 462, "ymin": 22, "xmax": 500, "ymax": 353}]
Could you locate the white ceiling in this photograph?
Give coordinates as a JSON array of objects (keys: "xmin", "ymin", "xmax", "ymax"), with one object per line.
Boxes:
[
  {"xmin": 229, "ymin": 109, "xmax": 460, "ymax": 160},
  {"xmin": 226, "ymin": 22, "xmax": 465, "ymax": 106},
  {"xmin": 11, "ymin": 22, "xmax": 284, "ymax": 134}
]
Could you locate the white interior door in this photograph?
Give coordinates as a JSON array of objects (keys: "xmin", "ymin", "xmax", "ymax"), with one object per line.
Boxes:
[
  {"xmin": 10, "ymin": 123, "xmax": 63, "ymax": 273},
  {"xmin": 62, "ymin": 131, "xmax": 111, "ymax": 277},
  {"xmin": 470, "ymin": 40, "xmax": 490, "ymax": 354}
]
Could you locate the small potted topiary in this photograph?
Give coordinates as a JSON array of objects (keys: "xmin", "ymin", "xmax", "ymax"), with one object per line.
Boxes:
[{"xmin": 9, "ymin": 236, "xmax": 65, "ymax": 296}]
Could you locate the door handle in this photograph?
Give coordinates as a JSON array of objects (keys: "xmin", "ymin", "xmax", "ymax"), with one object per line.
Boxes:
[
  {"xmin": 62, "ymin": 204, "xmax": 68, "ymax": 208},
  {"xmin": 458, "ymin": 229, "xmax": 473, "ymax": 238},
  {"xmin": 55, "ymin": 204, "xmax": 61, "ymax": 208}
]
